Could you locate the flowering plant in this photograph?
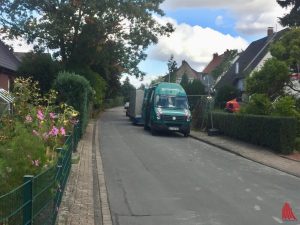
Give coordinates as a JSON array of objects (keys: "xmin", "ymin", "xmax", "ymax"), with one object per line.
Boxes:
[{"xmin": 0, "ymin": 77, "xmax": 79, "ymax": 193}]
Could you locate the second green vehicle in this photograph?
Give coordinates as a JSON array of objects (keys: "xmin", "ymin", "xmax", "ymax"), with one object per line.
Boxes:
[{"xmin": 142, "ymin": 82, "xmax": 191, "ymax": 137}]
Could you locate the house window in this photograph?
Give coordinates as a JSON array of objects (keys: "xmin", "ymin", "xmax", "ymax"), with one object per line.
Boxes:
[
  {"xmin": 235, "ymin": 62, "xmax": 239, "ymax": 74},
  {"xmin": 237, "ymin": 79, "xmax": 244, "ymax": 91}
]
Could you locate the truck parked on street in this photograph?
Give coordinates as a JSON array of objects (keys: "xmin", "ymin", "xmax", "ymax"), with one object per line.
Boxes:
[
  {"xmin": 142, "ymin": 82, "xmax": 191, "ymax": 136},
  {"xmin": 128, "ymin": 89, "xmax": 144, "ymax": 125}
]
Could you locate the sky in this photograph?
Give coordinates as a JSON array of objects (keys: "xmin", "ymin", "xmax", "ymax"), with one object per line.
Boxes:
[
  {"xmin": 123, "ymin": 0, "xmax": 289, "ymax": 87},
  {"xmin": 4, "ymin": 0, "xmax": 289, "ymax": 88}
]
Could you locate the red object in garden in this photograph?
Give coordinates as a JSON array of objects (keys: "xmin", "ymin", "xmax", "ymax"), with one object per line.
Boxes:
[
  {"xmin": 282, "ymin": 202, "xmax": 297, "ymax": 221},
  {"xmin": 225, "ymin": 98, "xmax": 240, "ymax": 113}
]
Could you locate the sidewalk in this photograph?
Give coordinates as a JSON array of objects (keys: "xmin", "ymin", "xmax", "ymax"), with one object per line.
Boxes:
[
  {"xmin": 56, "ymin": 120, "xmax": 113, "ymax": 225},
  {"xmin": 190, "ymin": 130, "xmax": 300, "ymax": 178}
]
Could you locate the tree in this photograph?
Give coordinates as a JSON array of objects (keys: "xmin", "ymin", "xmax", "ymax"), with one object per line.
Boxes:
[
  {"xmin": 215, "ymin": 85, "xmax": 239, "ymax": 107},
  {"xmin": 0, "ymin": 0, "xmax": 173, "ymax": 78},
  {"xmin": 17, "ymin": 53, "xmax": 61, "ymax": 94},
  {"xmin": 121, "ymin": 77, "xmax": 135, "ymax": 102},
  {"xmin": 69, "ymin": 66, "xmax": 107, "ymax": 109},
  {"xmin": 165, "ymin": 55, "xmax": 178, "ymax": 82},
  {"xmin": 246, "ymin": 58, "xmax": 289, "ymax": 100},
  {"xmin": 180, "ymin": 74, "xmax": 189, "ymax": 90},
  {"xmin": 277, "ymin": 0, "xmax": 300, "ymax": 27},
  {"xmin": 185, "ymin": 79, "xmax": 205, "ymax": 110},
  {"xmin": 270, "ymin": 28, "xmax": 300, "ymax": 94},
  {"xmin": 187, "ymin": 79, "xmax": 205, "ymax": 96}
]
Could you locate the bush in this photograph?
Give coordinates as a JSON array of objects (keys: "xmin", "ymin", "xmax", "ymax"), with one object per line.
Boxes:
[
  {"xmin": 215, "ymin": 85, "xmax": 239, "ymax": 109},
  {"xmin": 68, "ymin": 66, "xmax": 107, "ymax": 110},
  {"xmin": 0, "ymin": 122, "xmax": 46, "ymax": 193},
  {"xmin": 211, "ymin": 112, "xmax": 297, "ymax": 154},
  {"xmin": 240, "ymin": 94, "xmax": 272, "ymax": 115},
  {"xmin": 53, "ymin": 71, "xmax": 93, "ymax": 137},
  {"xmin": 272, "ymin": 96, "xmax": 300, "ymax": 117},
  {"xmin": 0, "ymin": 77, "xmax": 78, "ymax": 194}
]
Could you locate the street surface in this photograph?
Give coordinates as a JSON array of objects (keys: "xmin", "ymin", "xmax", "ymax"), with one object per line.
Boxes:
[{"xmin": 98, "ymin": 107, "xmax": 300, "ymax": 225}]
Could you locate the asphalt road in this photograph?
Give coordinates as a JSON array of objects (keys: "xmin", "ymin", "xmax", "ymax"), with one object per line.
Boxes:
[{"xmin": 98, "ymin": 107, "xmax": 300, "ymax": 225}]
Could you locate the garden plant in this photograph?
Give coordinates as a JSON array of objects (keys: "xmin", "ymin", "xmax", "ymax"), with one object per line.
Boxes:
[{"xmin": 0, "ymin": 77, "xmax": 78, "ymax": 195}]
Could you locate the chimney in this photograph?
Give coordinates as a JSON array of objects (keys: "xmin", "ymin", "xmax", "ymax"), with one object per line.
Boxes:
[
  {"xmin": 213, "ymin": 53, "xmax": 218, "ymax": 59},
  {"xmin": 267, "ymin": 27, "xmax": 274, "ymax": 37}
]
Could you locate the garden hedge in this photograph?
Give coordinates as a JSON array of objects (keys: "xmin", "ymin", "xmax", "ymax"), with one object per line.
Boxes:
[
  {"xmin": 53, "ymin": 71, "xmax": 93, "ymax": 137},
  {"xmin": 210, "ymin": 112, "xmax": 297, "ymax": 154}
]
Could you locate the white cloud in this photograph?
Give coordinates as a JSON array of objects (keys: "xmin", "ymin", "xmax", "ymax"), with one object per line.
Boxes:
[
  {"xmin": 162, "ymin": 0, "xmax": 289, "ymax": 35},
  {"xmin": 215, "ymin": 16, "xmax": 224, "ymax": 26},
  {"xmin": 149, "ymin": 17, "xmax": 248, "ymax": 71}
]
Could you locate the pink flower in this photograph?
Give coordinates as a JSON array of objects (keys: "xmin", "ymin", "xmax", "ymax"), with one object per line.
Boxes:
[
  {"xmin": 49, "ymin": 126, "xmax": 59, "ymax": 136},
  {"xmin": 60, "ymin": 127, "xmax": 66, "ymax": 136},
  {"xmin": 37, "ymin": 110, "xmax": 44, "ymax": 121},
  {"xmin": 32, "ymin": 130, "xmax": 39, "ymax": 136},
  {"xmin": 25, "ymin": 115, "xmax": 32, "ymax": 123},
  {"xmin": 49, "ymin": 112, "xmax": 56, "ymax": 119},
  {"xmin": 32, "ymin": 159, "xmax": 40, "ymax": 167}
]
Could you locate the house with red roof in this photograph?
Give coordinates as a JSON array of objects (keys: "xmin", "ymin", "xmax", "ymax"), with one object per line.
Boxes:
[{"xmin": 202, "ymin": 52, "xmax": 226, "ymax": 75}]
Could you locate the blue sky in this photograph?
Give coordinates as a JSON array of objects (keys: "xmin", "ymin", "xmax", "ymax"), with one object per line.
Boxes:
[{"xmin": 124, "ymin": 0, "xmax": 288, "ymax": 87}]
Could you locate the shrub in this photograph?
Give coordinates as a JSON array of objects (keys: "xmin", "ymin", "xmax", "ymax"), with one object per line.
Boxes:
[
  {"xmin": 68, "ymin": 67, "xmax": 107, "ymax": 110},
  {"xmin": 0, "ymin": 77, "xmax": 78, "ymax": 194},
  {"xmin": 272, "ymin": 96, "xmax": 300, "ymax": 117},
  {"xmin": 211, "ymin": 112, "xmax": 297, "ymax": 154},
  {"xmin": 53, "ymin": 71, "xmax": 93, "ymax": 136},
  {"xmin": 0, "ymin": 121, "xmax": 46, "ymax": 193},
  {"xmin": 215, "ymin": 85, "xmax": 239, "ymax": 109},
  {"xmin": 240, "ymin": 94, "xmax": 272, "ymax": 115}
]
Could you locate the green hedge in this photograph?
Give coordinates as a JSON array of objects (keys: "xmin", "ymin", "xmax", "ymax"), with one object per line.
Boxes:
[
  {"xmin": 53, "ymin": 71, "xmax": 93, "ymax": 137},
  {"xmin": 211, "ymin": 112, "xmax": 297, "ymax": 154}
]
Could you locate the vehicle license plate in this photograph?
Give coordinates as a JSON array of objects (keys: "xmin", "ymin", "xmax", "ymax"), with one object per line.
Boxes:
[{"xmin": 169, "ymin": 127, "xmax": 179, "ymax": 131}]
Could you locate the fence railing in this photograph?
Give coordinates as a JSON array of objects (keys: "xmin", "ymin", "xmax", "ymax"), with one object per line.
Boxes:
[{"xmin": 0, "ymin": 124, "xmax": 80, "ymax": 225}]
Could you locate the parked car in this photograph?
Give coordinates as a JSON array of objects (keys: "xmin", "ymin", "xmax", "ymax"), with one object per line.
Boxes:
[
  {"xmin": 124, "ymin": 102, "xmax": 129, "ymax": 109},
  {"xmin": 225, "ymin": 98, "xmax": 242, "ymax": 113}
]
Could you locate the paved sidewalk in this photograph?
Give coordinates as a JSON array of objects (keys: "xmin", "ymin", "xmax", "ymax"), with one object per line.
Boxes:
[
  {"xmin": 56, "ymin": 121, "xmax": 113, "ymax": 225},
  {"xmin": 56, "ymin": 122, "xmax": 95, "ymax": 225},
  {"xmin": 190, "ymin": 130, "xmax": 300, "ymax": 178}
]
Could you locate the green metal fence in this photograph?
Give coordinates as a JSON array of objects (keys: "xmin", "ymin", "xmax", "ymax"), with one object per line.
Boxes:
[{"xmin": 0, "ymin": 124, "xmax": 80, "ymax": 225}]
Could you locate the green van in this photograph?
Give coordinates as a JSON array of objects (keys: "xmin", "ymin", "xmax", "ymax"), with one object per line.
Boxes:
[{"xmin": 142, "ymin": 82, "xmax": 191, "ymax": 136}]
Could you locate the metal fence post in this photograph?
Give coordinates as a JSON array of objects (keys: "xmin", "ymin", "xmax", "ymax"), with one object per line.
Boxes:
[{"xmin": 23, "ymin": 175, "xmax": 33, "ymax": 225}]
